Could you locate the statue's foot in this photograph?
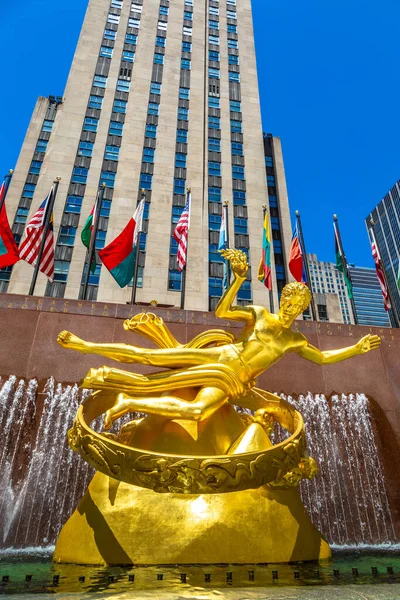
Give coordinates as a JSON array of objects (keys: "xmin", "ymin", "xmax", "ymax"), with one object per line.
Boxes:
[
  {"xmin": 57, "ymin": 330, "xmax": 87, "ymax": 352},
  {"xmin": 104, "ymin": 393, "xmax": 133, "ymax": 430},
  {"xmin": 81, "ymin": 366, "xmax": 111, "ymax": 389}
]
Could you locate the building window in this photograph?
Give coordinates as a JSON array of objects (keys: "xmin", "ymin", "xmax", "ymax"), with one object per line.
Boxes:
[
  {"xmin": 175, "ymin": 153, "xmax": 187, "ymax": 168},
  {"xmin": 208, "ymin": 138, "xmax": 221, "ymax": 152},
  {"xmin": 150, "ymin": 82, "xmax": 161, "ymax": 95},
  {"xmin": 111, "ymin": 0, "xmax": 123, "ymax": 8},
  {"xmin": 184, "ymin": 10, "xmax": 193, "ymax": 20},
  {"xmin": 42, "ymin": 120, "xmax": 54, "ymax": 132},
  {"xmin": 227, "ymin": 24, "xmax": 237, "ymax": 33},
  {"xmin": 174, "ymin": 178, "xmax": 186, "ymax": 195},
  {"xmin": 140, "ymin": 173, "xmax": 152, "ymax": 189},
  {"xmin": 54, "ymin": 261, "xmax": 71, "ymax": 283},
  {"xmin": 177, "ymin": 129, "xmax": 188, "ymax": 143},
  {"xmin": 101, "ymin": 170, "xmax": 116, "ymax": 188},
  {"xmin": 36, "ymin": 139, "xmax": 48, "ymax": 153},
  {"xmin": 104, "ymin": 28, "xmax": 117, "ymax": 40},
  {"xmin": 100, "ymin": 199, "xmax": 111, "ymax": 217},
  {"xmin": 126, "ymin": 33, "xmax": 137, "ymax": 44},
  {"xmin": 209, "ymin": 186, "xmax": 221, "ymax": 202},
  {"xmin": 113, "ymin": 99, "xmax": 127, "ymax": 113},
  {"xmin": 181, "ymin": 58, "xmax": 191, "ymax": 70},
  {"xmin": 145, "ymin": 124, "xmax": 157, "ymax": 138},
  {"xmin": 234, "ymin": 218, "xmax": 248, "ymax": 234},
  {"xmin": 208, "ymin": 96, "xmax": 220, "ymax": 108},
  {"xmin": 208, "ymin": 161, "xmax": 221, "ymax": 177},
  {"xmin": 100, "ymin": 46, "xmax": 113, "ymax": 58},
  {"xmin": 105, "ymin": 145, "xmax": 120, "ymax": 160},
  {"xmin": 72, "ymin": 167, "xmax": 88, "ymax": 184},
  {"xmin": 209, "ymin": 67, "xmax": 220, "ymax": 79},
  {"xmin": 228, "ymin": 39, "xmax": 238, "ymax": 49},
  {"xmin": 227, "ymin": 10, "xmax": 237, "ymax": 19},
  {"xmin": 158, "ymin": 21, "xmax": 168, "ymax": 31},
  {"xmin": 209, "ymin": 50, "xmax": 219, "ymax": 62},
  {"xmin": 83, "ymin": 117, "xmax": 98, "ymax": 132},
  {"xmin": 182, "ymin": 41, "xmax": 192, "ymax": 53},
  {"xmin": 208, "ymin": 116, "xmax": 220, "ymax": 129},
  {"xmin": 128, "ymin": 17, "xmax": 140, "ymax": 27},
  {"xmin": 183, "ymin": 26, "xmax": 192, "ymax": 36},
  {"xmin": 229, "ymin": 72, "xmax": 240, "ymax": 83},
  {"xmin": 143, "ymin": 147, "xmax": 155, "ymax": 163},
  {"xmin": 159, "ymin": 5, "xmax": 169, "ymax": 14},
  {"xmin": 265, "ymin": 156, "xmax": 273, "ymax": 167},
  {"xmin": 230, "ymin": 100, "xmax": 241, "ymax": 112},
  {"xmin": 179, "ymin": 87, "xmax": 190, "ymax": 100},
  {"xmin": 89, "ymin": 95, "xmax": 103, "ymax": 109},
  {"xmin": 93, "ymin": 75, "xmax": 107, "ymax": 88},
  {"xmin": 231, "ymin": 142, "xmax": 243, "ymax": 155},
  {"xmin": 172, "ymin": 206, "xmax": 184, "ymax": 223},
  {"xmin": 178, "ymin": 107, "xmax": 189, "ymax": 121},
  {"xmin": 107, "ymin": 13, "xmax": 120, "ymax": 24},
  {"xmin": 148, "ymin": 102, "xmax": 159, "ymax": 115},
  {"xmin": 209, "ymin": 35, "xmax": 219, "ymax": 45},
  {"xmin": 22, "ymin": 184, "xmax": 35, "ymax": 198},
  {"xmin": 29, "ymin": 160, "xmax": 42, "ymax": 175},
  {"xmin": 233, "ymin": 190, "xmax": 246, "ymax": 205},
  {"xmin": 209, "ymin": 20, "xmax": 219, "ymax": 30},
  {"xmin": 168, "ymin": 270, "xmax": 182, "ymax": 291},
  {"xmin": 156, "ymin": 36, "xmax": 166, "ymax": 47},
  {"xmin": 209, "ymin": 6, "xmax": 219, "ymax": 15},
  {"xmin": 209, "ymin": 214, "xmax": 221, "ymax": 230},
  {"xmin": 123, "ymin": 50, "xmax": 135, "ymax": 62},
  {"xmin": 154, "ymin": 53, "xmax": 164, "ymax": 64},
  {"xmin": 117, "ymin": 79, "xmax": 131, "ymax": 92},
  {"xmin": 228, "ymin": 54, "xmax": 239, "ymax": 65},
  {"xmin": 65, "ymin": 195, "xmax": 83, "ymax": 214},
  {"xmin": 59, "ymin": 226, "xmax": 77, "ymax": 246},
  {"xmin": 230, "ymin": 119, "xmax": 242, "ymax": 133},
  {"xmin": 109, "ymin": 121, "xmax": 123, "ymax": 136},
  {"xmin": 78, "ymin": 141, "xmax": 94, "ymax": 157},
  {"xmin": 232, "ymin": 165, "xmax": 245, "ymax": 180},
  {"xmin": 267, "ymin": 175, "xmax": 275, "ymax": 186}
]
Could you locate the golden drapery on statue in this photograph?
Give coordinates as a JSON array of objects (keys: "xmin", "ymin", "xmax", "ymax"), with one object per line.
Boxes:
[{"xmin": 54, "ymin": 249, "xmax": 380, "ymax": 564}]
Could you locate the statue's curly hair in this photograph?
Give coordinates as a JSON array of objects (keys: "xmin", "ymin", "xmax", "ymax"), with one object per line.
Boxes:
[{"xmin": 280, "ymin": 282, "xmax": 312, "ymax": 312}]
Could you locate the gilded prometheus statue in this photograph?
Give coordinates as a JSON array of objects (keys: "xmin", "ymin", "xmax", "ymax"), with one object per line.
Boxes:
[{"xmin": 58, "ymin": 249, "xmax": 380, "ymax": 428}]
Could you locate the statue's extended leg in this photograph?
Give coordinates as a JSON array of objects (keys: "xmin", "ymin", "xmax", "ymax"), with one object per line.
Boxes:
[
  {"xmin": 104, "ymin": 387, "xmax": 227, "ymax": 428},
  {"xmin": 58, "ymin": 330, "xmax": 221, "ymax": 367}
]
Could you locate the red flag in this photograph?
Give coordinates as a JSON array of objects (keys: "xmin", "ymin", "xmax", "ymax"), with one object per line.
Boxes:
[
  {"xmin": 288, "ymin": 223, "xmax": 304, "ymax": 282},
  {"xmin": 370, "ymin": 229, "xmax": 391, "ymax": 311},
  {"xmin": 19, "ymin": 189, "xmax": 55, "ymax": 281},
  {"xmin": 0, "ymin": 183, "xmax": 19, "ymax": 269}
]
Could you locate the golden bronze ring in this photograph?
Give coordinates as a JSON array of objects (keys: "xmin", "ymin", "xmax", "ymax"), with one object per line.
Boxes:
[{"xmin": 67, "ymin": 388, "xmax": 317, "ymax": 494}]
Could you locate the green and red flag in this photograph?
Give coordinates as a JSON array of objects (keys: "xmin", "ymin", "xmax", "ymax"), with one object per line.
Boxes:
[
  {"xmin": 0, "ymin": 181, "xmax": 19, "ymax": 269},
  {"xmin": 258, "ymin": 210, "xmax": 272, "ymax": 290},
  {"xmin": 81, "ymin": 205, "xmax": 97, "ymax": 273},
  {"xmin": 99, "ymin": 198, "xmax": 145, "ymax": 287},
  {"xmin": 334, "ymin": 221, "xmax": 353, "ymax": 299}
]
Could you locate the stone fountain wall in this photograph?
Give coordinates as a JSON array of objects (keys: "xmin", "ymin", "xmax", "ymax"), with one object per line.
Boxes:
[{"xmin": 0, "ymin": 293, "xmax": 399, "ymax": 548}]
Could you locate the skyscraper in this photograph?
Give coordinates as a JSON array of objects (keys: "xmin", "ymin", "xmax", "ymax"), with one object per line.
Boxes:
[
  {"xmin": 2, "ymin": 0, "xmax": 292, "ymax": 311},
  {"xmin": 365, "ymin": 180, "xmax": 400, "ymax": 324},
  {"xmin": 348, "ymin": 266, "xmax": 391, "ymax": 328}
]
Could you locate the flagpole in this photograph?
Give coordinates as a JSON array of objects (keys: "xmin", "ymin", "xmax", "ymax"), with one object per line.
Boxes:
[
  {"xmin": 333, "ymin": 214, "xmax": 358, "ymax": 325},
  {"xmin": 180, "ymin": 187, "xmax": 190, "ymax": 310},
  {"xmin": 223, "ymin": 200, "xmax": 231, "ymax": 285},
  {"xmin": 369, "ymin": 218, "xmax": 400, "ymax": 328},
  {"xmin": 0, "ymin": 169, "xmax": 14, "ymax": 213},
  {"xmin": 262, "ymin": 204, "xmax": 274, "ymax": 313},
  {"xmin": 82, "ymin": 183, "xmax": 106, "ymax": 301},
  {"xmin": 131, "ymin": 189, "xmax": 146, "ymax": 305},
  {"xmin": 28, "ymin": 177, "xmax": 61, "ymax": 296},
  {"xmin": 295, "ymin": 211, "xmax": 317, "ymax": 321}
]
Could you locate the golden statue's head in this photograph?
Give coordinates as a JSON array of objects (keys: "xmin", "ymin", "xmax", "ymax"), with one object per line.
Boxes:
[{"xmin": 278, "ymin": 282, "xmax": 312, "ymax": 326}]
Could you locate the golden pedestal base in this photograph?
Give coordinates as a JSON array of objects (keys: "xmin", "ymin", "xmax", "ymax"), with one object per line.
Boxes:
[{"xmin": 53, "ymin": 472, "xmax": 331, "ymax": 565}]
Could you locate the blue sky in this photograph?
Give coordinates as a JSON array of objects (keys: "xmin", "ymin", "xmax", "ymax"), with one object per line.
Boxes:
[{"xmin": 1, "ymin": 0, "xmax": 399, "ymax": 267}]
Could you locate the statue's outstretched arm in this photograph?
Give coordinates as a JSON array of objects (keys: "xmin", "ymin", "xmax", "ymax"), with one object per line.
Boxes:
[
  {"xmin": 296, "ymin": 334, "xmax": 381, "ymax": 365},
  {"xmin": 215, "ymin": 249, "xmax": 254, "ymax": 324}
]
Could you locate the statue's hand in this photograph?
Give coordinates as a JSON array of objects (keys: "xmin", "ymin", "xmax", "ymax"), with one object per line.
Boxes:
[
  {"xmin": 355, "ymin": 334, "xmax": 381, "ymax": 355},
  {"xmin": 57, "ymin": 330, "xmax": 88, "ymax": 352},
  {"xmin": 219, "ymin": 248, "xmax": 249, "ymax": 278}
]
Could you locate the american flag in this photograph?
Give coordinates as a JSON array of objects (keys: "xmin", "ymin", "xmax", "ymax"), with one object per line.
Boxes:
[
  {"xmin": 370, "ymin": 228, "xmax": 391, "ymax": 311},
  {"xmin": 173, "ymin": 190, "xmax": 191, "ymax": 271},
  {"xmin": 19, "ymin": 187, "xmax": 55, "ymax": 281}
]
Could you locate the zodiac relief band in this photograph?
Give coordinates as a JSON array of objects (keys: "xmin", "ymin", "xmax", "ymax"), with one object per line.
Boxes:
[{"xmin": 58, "ymin": 248, "xmax": 381, "ymax": 429}]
